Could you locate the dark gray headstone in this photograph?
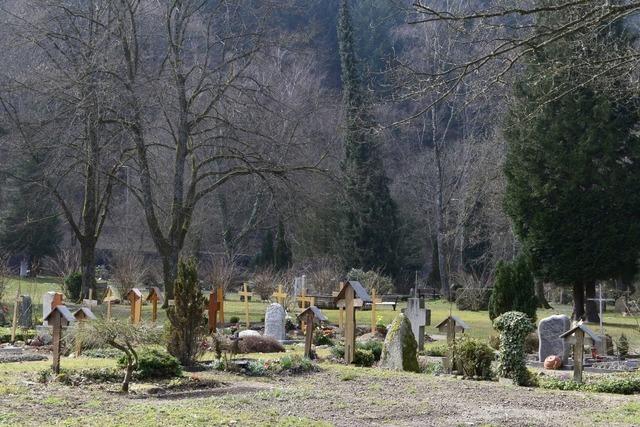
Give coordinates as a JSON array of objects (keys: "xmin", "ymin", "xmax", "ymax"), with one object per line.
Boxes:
[
  {"xmin": 538, "ymin": 314, "xmax": 571, "ymax": 363},
  {"xmin": 18, "ymin": 295, "xmax": 33, "ymax": 329}
]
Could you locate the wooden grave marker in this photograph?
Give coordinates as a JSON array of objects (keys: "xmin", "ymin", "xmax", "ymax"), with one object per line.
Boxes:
[
  {"xmin": 208, "ymin": 287, "xmax": 225, "ymax": 333},
  {"xmin": 296, "ymin": 289, "xmax": 315, "ymax": 310},
  {"xmin": 146, "ymin": 287, "xmax": 164, "ymax": 323},
  {"xmin": 44, "ymin": 305, "xmax": 75, "ymax": 374},
  {"xmin": 103, "ymin": 286, "xmax": 119, "ymax": 320},
  {"xmin": 435, "ymin": 315, "xmax": 470, "ymax": 373},
  {"xmin": 272, "ymin": 285, "xmax": 287, "ymax": 307},
  {"xmin": 239, "ymin": 283, "xmax": 253, "ymax": 328},
  {"xmin": 126, "ymin": 288, "xmax": 143, "ymax": 325},
  {"xmin": 334, "ymin": 281, "xmax": 370, "ymax": 364},
  {"xmin": 560, "ymin": 322, "xmax": 601, "ymax": 383},
  {"xmin": 73, "ymin": 308, "xmax": 97, "ymax": 356},
  {"xmin": 332, "ymin": 282, "xmax": 346, "ymax": 328},
  {"xmin": 297, "ymin": 306, "xmax": 328, "ymax": 358},
  {"xmin": 10, "ymin": 279, "xmax": 22, "ymax": 343}
]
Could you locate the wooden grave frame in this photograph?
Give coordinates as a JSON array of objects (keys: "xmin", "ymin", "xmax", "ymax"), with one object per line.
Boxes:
[
  {"xmin": 435, "ymin": 315, "xmax": 470, "ymax": 373},
  {"xmin": 126, "ymin": 288, "xmax": 143, "ymax": 325},
  {"xmin": 297, "ymin": 306, "xmax": 328, "ymax": 358},
  {"xmin": 146, "ymin": 287, "xmax": 164, "ymax": 323},
  {"xmin": 560, "ymin": 323, "xmax": 601, "ymax": 383},
  {"xmin": 334, "ymin": 281, "xmax": 370, "ymax": 364},
  {"xmin": 43, "ymin": 305, "xmax": 75, "ymax": 374}
]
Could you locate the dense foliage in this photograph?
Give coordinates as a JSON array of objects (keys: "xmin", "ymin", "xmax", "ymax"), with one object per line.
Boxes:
[
  {"xmin": 450, "ymin": 336, "xmax": 495, "ymax": 380},
  {"xmin": 488, "ymin": 256, "xmax": 537, "ymax": 321},
  {"xmin": 493, "ymin": 311, "xmax": 535, "ymax": 386}
]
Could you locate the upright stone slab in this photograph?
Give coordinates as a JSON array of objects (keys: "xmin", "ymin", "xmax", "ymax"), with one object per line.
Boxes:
[
  {"xmin": 404, "ymin": 291, "xmax": 430, "ymax": 349},
  {"xmin": 380, "ymin": 314, "xmax": 419, "ymax": 372},
  {"xmin": 18, "ymin": 295, "xmax": 33, "ymax": 329},
  {"xmin": 42, "ymin": 292, "xmax": 56, "ymax": 326},
  {"xmin": 264, "ymin": 303, "xmax": 286, "ymax": 341},
  {"xmin": 538, "ymin": 314, "xmax": 571, "ymax": 363}
]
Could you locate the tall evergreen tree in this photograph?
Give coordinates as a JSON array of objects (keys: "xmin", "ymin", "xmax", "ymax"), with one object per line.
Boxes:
[
  {"xmin": 504, "ymin": 15, "xmax": 640, "ymax": 321},
  {"xmin": 337, "ymin": 0, "xmax": 400, "ymax": 277},
  {"xmin": 255, "ymin": 230, "xmax": 275, "ymax": 269},
  {"xmin": 0, "ymin": 157, "xmax": 61, "ymax": 269},
  {"xmin": 274, "ymin": 220, "xmax": 292, "ymax": 271}
]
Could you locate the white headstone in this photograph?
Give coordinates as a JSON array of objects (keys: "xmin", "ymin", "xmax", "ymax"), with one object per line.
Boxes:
[
  {"xmin": 264, "ymin": 303, "xmax": 286, "ymax": 341},
  {"xmin": 238, "ymin": 329, "xmax": 261, "ymax": 338},
  {"xmin": 404, "ymin": 290, "xmax": 430, "ymax": 349},
  {"xmin": 538, "ymin": 314, "xmax": 571, "ymax": 363},
  {"xmin": 42, "ymin": 292, "xmax": 57, "ymax": 326}
]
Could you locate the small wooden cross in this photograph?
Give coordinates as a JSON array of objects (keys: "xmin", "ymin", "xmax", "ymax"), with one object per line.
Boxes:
[
  {"xmin": 73, "ymin": 308, "xmax": 97, "ymax": 356},
  {"xmin": 370, "ymin": 288, "xmax": 382, "ymax": 333},
  {"xmin": 239, "ymin": 283, "xmax": 253, "ymax": 328},
  {"xmin": 272, "ymin": 284, "xmax": 287, "ymax": 306},
  {"xmin": 208, "ymin": 287, "xmax": 223, "ymax": 333},
  {"xmin": 103, "ymin": 286, "xmax": 118, "ymax": 321},
  {"xmin": 334, "ymin": 281, "xmax": 371, "ymax": 364},
  {"xmin": 560, "ymin": 323, "xmax": 600, "ymax": 383},
  {"xmin": 436, "ymin": 316, "xmax": 470, "ymax": 373},
  {"xmin": 44, "ymin": 305, "xmax": 75, "ymax": 374},
  {"xmin": 297, "ymin": 289, "xmax": 315, "ymax": 310},
  {"xmin": 332, "ymin": 282, "xmax": 345, "ymax": 329},
  {"xmin": 146, "ymin": 287, "xmax": 163, "ymax": 323},
  {"xmin": 297, "ymin": 306, "xmax": 328, "ymax": 358},
  {"xmin": 126, "ymin": 288, "xmax": 143, "ymax": 325}
]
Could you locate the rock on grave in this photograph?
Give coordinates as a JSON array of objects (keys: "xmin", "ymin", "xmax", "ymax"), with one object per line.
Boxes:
[
  {"xmin": 239, "ymin": 329, "xmax": 261, "ymax": 338},
  {"xmin": 538, "ymin": 314, "xmax": 571, "ymax": 363},
  {"xmin": 18, "ymin": 295, "xmax": 33, "ymax": 329},
  {"xmin": 380, "ymin": 313, "xmax": 419, "ymax": 372},
  {"xmin": 263, "ymin": 303, "xmax": 286, "ymax": 341}
]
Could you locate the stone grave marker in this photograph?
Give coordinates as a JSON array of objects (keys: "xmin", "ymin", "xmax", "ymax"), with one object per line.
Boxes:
[
  {"xmin": 538, "ymin": 314, "xmax": 571, "ymax": 364},
  {"xmin": 146, "ymin": 287, "xmax": 163, "ymax": 323},
  {"xmin": 264, "ymin": 303, "xmax": 286, "ymax": 341},
  {"xmin": 239, "ymin": 283, "xmax": 253, "ymax": 328},
  {"xmin": 380, "ymin": 313, "xmax": 419, "ymax": 372},
  {"xmin": 404, "ymin": 286, "xmax": 431, "ymax": 349},
  {"xmin": 297, "ymin": 306, "xmax": 327, "ymax": 358},
  {"xmin": 18, "ymin": 295, "xmax": 33, "ymax": 329},
  {"xmin": 82, "ymin": 288, "xmax": 98, "ymax": 308},
  {"xmin": 126, "ymin": 288, "xmax": 143, "ymax": 325},
  {"xmin": 560, "ymin": 322, "xmax": 601, "ymax": 383},
  {"xmin": 43, "ymin": 305, "xmax": 75, "ymax": 374},
  {"xmin": 334, "ymin": 281, "xmax": 370, "ymax": 364}
]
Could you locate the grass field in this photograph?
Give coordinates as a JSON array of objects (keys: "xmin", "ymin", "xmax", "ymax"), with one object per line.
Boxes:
[{"xmin": 2, "ymin": 275, "xmax": 639, "ymax": 351}]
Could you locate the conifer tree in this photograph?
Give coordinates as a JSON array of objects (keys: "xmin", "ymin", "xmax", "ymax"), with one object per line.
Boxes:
[
  {"xmin": 274, "ymin": 220, "xmax": 292, "ymax": 271},
  {"xmin": 504, "ymin": 15, "xmax": 640, "ymax": 321},
  {"xmin": 255, "ymin": 230, "xmax": 275, "ymax": 268},
  {"xmin": 167, "ymin": 258, "xmax": 207, "ymax": 366},
  {"xmin": 337, "ymin": 0, "xmax": 400, "ymax": 277}
]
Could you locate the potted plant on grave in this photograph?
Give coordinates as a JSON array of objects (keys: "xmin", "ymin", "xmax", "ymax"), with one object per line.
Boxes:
[{"xmin": 375, "ymin": 316, "xmax": 387, "ymax": 335}]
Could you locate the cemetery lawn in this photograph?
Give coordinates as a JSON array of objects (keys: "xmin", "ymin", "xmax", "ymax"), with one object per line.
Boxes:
[{"xmin": 1, "ymin": 356, "xmax": 639, "ymax": 426}]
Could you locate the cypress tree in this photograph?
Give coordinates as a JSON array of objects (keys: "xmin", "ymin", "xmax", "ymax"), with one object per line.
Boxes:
[
  {"xmin": 489, "ymin": 256, "xmax": 537, "ymax": 322},
  {"xmin": 504, "ymin": 14, "xmax": 640, "ymax": 321},
  {"xmin": 337, "ymin": 0, "xmax": 400, "ymax": 277},
  {"xmin": 255, "ymin": 230, "xmax": 275, "ymax": 268},
  {"xmin": 274, "ymin": 220, "xmax": 292, "ymax": 271}
]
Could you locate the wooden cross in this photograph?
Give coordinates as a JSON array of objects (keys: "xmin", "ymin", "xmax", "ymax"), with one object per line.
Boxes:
[
  {"xmin": 103, "ymin": 286, "xmax": 118, "ymax": 321},
  {"xmin": 10, "ymin": 278, "xmax": 22, "ymax": 343},
  {"xmin": 126, "ymin": 288, "xmax": 142, "ymax": 325},
  {"xmin": 272, "ymin": 284, "xmax": 287, "ymax": 306},
  {"xmin": 332, "ymin": 282, "xmax": 345, "ymax": 329},
  {"xmin": 239, "ymin": 283, "xmax": 253, "ymax": 328},
  {"xmin": 334, "ymin": 281, "xmax": 369, "ymax": 364},
  {"xmin": 44, "ymin": 305, "xmax": 74, "ymax": 374},
  {"xmin": 146, "ymin": 287, "xmax": 163, "ymax": 323},
  {"xmin": 297, "ymin": 289, "xmax": 315, "ymax": 310},
  {"xmin": 586, "ymin": 283, "xmax": 615, "ymax": 355},
  {"xmin": 560, "ymin": 323, "xmax": 600, "ymax": 383},
  {"xmin": 208, "ymin": 287, "xmax": 223, "ymax": 333},
  {"xmin": 73, "ymin": 308, "xmax": 96, "ymax": 356},
  {"xmin": 370, "ymin": 288, "xmax": 382, "ymax": 333},
  {"xmin": 436, "ymin": 316, "xmax": 470, "ymax": 373},
  {"xmin": 297, "ymin": 306, "xmax": 328, "ymax": 358}
]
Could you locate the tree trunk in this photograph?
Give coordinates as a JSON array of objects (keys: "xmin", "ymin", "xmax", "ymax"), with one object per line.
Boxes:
[
  {"xmin": 79, "ymin": 240, "xmax": 96, "ymax": 300},
  {"xmin": 161, "ymin": 247, "xmax": 179, "ymax": 307},
  {"xmin": 584, "ymin": 281, "xmax": 599, "ymax": 323},
  {"xmin": 122, "ymin": 361, "xmax": 133, "ymax": 392},
  {"xmin": 572, "ymin": 282, "xmax": 585, "ymax": 321},
  {"xmin": 535, "ymin": 281, "xmax": 552, "ymax": 309}
]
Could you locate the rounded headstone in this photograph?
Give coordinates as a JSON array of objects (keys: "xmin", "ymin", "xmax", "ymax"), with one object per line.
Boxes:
[
  {"xmin": 380, "ymin": 313, "xmax": 419, "ymax": 372},
  {"xmin": 538, "ymin": 314, "xmax": 571, "ymax": 363},
  {"xmin": 239, "ymin": 329, "xmax": 261, "ymax": 338},
  {"xmin": 264, "ymin": 303, "xmax": 286, "ymax": 341}
]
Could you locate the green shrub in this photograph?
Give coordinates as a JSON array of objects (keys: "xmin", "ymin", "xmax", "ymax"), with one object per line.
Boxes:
[
  {"xmin": 118, "ymin": 347, "xmax": 182, "ymax": 380},
  {"xmin": 331, "ymin": 345, "xmax": 345, "ymax": 359},
  {"xmin": 540, "ymin": 374, "xmax": 640, "ymax": 395},
  {"xmin": 358, "ymin": 340, "xmax": 382, "ymax": 361},
  {"xmin": 82, "ymin": 348, "xmax": 122, "ymax": 359},
  {"xmin": 272, "ymin": 355, "xmax": 315, "ymax": 374},
  {"xmin": 489, "ymin": 256, "xmax": 537, "ymax": 322},
  {"xmin": 421, "ymin": 361, "xmax": 444, "ymax": 375},
  {"xmin": 63, "ymin": 272, "xmax": 82, "ymax": 303},
  {"xmin": 488, "ymin": 335, "xmax": 500, "ymax": 351},
  {"xmin": 354, "ymin": 349, "xmax": 375, "ymax": 367},
  {"xmin": 493, "ymin": 311, "xmax": 535, "ymax": 386},
  {"xmin": 425, "ymin": 343, "xmax": 448, "ymax": 357},
  {"xmin": 314, "ymin": 330, "xmax": 334, "ymax": 346},
  {"xmin": 451, "ymin": 336, "xmax": 495, "ymax": 379},
  {"xmin": 246, "ymin": 360, "xmax": 268, "ymax": 376},
  {"xmin": 229, "ymin": 316, "xmax": 240, "ymax": 324},
  {"xmin": 617, "ymin": 334, "xmax": 629, "ymax": 358}
]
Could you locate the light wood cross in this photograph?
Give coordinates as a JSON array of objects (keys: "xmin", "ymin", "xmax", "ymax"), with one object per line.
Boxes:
[
  {"xmin": 370, "ymin": 288, "xmax": 382, "ymax": 333},
  {"xmin": 272, "ymin": 285, "xmax": 288, "ymax": 306},
  {"xmin": 297, "ymin": 289, "xmax": 315, "ymax": 310},
  {"xmin": 208, "ymin": 287, "xmax": 224, "ymax": 333},
  {"xmin": 239, "ymin": 283, "xmax": 253, "ymax": 328}
]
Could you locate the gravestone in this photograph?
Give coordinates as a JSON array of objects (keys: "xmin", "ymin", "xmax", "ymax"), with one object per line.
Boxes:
[
  {"xmin": 380, "ymin": 313, "xmax": 419, "ymax": 372},
  {"xmin": 538, "ymin": 314, "xmax": 571, "ymax": 363},
  {"xmin": 264, "ymin": 303, "xmax": 286, "ymax": 341},
  {"xmin": 18, "ymin": 295, "xmax": 33, "ymax": 329},
  {"xmin": 404, "ymin": 288, "xmax": 431, "ymax": 349}
]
